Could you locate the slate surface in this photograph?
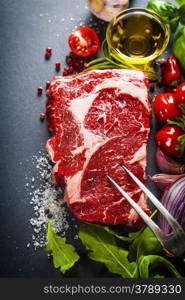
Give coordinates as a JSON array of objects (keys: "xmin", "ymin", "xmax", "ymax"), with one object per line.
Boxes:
[{"xmin": 0, "ymin": 0, "xmax": 176, "ymax": 277}]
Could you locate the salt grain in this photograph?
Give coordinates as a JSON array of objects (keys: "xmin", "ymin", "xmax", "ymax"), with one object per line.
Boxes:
[{"xmin": 26, "ymin": 153, "xmax": 70, "ymax": 249}]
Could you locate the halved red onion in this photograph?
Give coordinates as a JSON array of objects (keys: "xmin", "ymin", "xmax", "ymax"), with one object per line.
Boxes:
[{"xmin": 158, "ymin": 177, "xmax": 185, "ymax": 234}]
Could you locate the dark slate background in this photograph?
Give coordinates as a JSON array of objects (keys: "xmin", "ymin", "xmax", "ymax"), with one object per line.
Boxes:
[{"xmin": 0, "ymin": 0, "xmax": 176, "ymax": 277}]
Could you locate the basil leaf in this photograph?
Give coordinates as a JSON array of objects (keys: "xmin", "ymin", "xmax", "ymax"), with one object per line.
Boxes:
[
  {"xmin": 172, "ymin": 26, "xmax": 185, "ymax": 68},
  {"xmin": 138, "ymin": 255, "xmax": 182, "ymax": 278},
  {"xmin": 179, "ymin": 4, "xmax": 185, "ymax": 24},
  {"xmin": 79, "ymin": 224, "xmax": 138, "ymax": 278},
  {"xmin": 147, "ymin": 0, "xmax": 180, "ymax": 32},
  {"xmin": 175, "ymin": 0, "xmax": 185, "ymax": 5},
  {"xmin": 46, "ymin": 222, "xmax": 80, "ymax": 274},
  {"xmin": 170, "ymin": 16, "xmax": 181, "ymax": 32}
]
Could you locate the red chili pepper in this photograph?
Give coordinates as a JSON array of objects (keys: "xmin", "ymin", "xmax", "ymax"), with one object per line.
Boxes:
[
  {"xmin": 153, "ymin": 93, "xmax": 181, "ymax": 124},
  {"xmin": 162, "ymin": 56, "xmax": 181, "ymax": 87},
  {"xmin": 175, "ymin": 83, "xmax": 185, "ymax": 105}
]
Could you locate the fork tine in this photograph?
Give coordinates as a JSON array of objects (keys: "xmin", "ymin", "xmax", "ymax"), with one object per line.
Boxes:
[
  {"xmin": 107, "ymin": 175, "xmax": 166, "ymax": 245},
  {"xmin": 121, "ymin": 165, "xmax": 183, "ymax": 232}
]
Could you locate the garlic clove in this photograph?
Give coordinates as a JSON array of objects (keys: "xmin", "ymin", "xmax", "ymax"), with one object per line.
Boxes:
[
  {"xmin": 87, "ymin": 0, "xmax": 129, "ymax": 22},
  {"xmin": 150, "ymin": 173, "xmax": 185, "ymax": 190},
  {"xmin": 88, "ymin": 0, "xmax": 104, "ymax": 13}
]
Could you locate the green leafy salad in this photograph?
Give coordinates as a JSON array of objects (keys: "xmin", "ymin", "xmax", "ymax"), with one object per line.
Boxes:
[{"xmin": 46, "ymin": 221, "xmax": 182, "ymax": 278}]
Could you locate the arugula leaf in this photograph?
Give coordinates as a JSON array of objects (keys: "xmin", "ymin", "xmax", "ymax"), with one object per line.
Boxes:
[
  {"xmin": 128, "ymin": 227, "xmax": 181, "ymax": 278},
  {"xmin": 129, "ymin": 227, "xmax": 162, "ymax": 261},
  {"xmin": 104, "ymin": 226, "xmax": 133, "ymax": 242},
  {"xmin": 138, "ymin": 255, "xmax": 182, "ymax": 278},
  {"xmin": 79, "ymin": 224, "xmax": 138, "ymax": 278},
  {"xmin": 79, "ymin": 223, "xmax": 182, "ymax": 278},
  {"xmin": 147, "ymin": 0, "xmax": 180, "ymax": 32},
  {"xmin": 46, "ymin": 222, "xmax": 80, "ymax": 274}
]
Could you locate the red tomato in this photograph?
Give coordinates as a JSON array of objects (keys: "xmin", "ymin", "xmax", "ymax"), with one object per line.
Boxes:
[
  {"xmin": 155, "ymin": 125, "xmax": 185, "ymax": 157},
  {"xmin": 175, "ymin": 83, "xmax": 185, "ymax": 105},
  {"xmin": 153, "ymin": 93, "xmax": 181, "ymax": 124},
  {"xmin": 68, "ymin": 26, "xmax": 100, "ymax": 57}
]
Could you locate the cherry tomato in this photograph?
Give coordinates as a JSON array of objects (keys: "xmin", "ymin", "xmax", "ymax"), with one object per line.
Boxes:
[
  {"xmin": 153, "ymin": 93, "xmax": 181, "ymax": 125},
  {"xmin": 68, "ymin": 26, "xmax": 100, "ymax": 57},
  {"xmin": 155, "ymin": 125, "xmax": 185, "ymax": 157},
  {"xmin": 175, "ymin": 83, "xmax": 185, "ymax": 105}
]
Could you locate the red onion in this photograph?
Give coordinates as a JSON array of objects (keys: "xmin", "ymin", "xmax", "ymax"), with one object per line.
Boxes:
[
  {"xmin": 158, "ymin": 177, "xmax": 185, "ymax": 234},
  {"xmin": 150, "ymin": 173, "xmax": 185, "ymax": 190},
  {"xmin": 155, "ymin": 148, "xmax": 185, "ymax": 174}
]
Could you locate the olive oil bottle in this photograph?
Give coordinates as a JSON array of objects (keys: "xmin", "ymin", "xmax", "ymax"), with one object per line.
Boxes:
[{"xmin": 106, "ymin": 9, "xmax": 170, "ymax": 65}]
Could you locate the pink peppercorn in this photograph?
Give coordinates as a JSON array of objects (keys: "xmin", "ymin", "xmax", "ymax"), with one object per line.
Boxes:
[
  {"xmin": 40, "ymin": 113, "xmax": 45, "ymax": 120},
  {"xmin": 37, "ymin": 86, "xmax": 43, "ymax": 94},
  {"xmin": 46, "ymin": 81, "xmax": 50, "ymax": 89},
  {"xmin": 55, "ymin": 62, "xmax": 61, "ymax": 70},
  {"xmin": 45, "ymin": 47, "xmax": 52, "ymax": 59},
  {"xmin": 46, "ymin": 47, "xmax": 52, "ymax": 53}
]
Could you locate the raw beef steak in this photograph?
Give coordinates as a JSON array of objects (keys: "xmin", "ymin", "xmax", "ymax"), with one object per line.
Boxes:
[{"xmin": 46, "ymin": 69, "xmax": 151, "ymax": 226}]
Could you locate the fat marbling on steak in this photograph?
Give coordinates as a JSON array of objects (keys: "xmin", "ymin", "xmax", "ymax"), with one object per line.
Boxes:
[{"xmin": 46, "ymin": 69, "xmax": 151, "ymax": 226}]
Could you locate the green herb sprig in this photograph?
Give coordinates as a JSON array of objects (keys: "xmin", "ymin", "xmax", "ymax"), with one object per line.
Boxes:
[{"xmin": 85, "ymin": 40, "xmax": 157, "ymax": 80}]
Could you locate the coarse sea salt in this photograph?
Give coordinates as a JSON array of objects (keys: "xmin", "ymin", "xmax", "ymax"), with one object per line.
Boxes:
[{"xmin": 26, "ymin": 153, "xmax": 71, "ymax": 249}]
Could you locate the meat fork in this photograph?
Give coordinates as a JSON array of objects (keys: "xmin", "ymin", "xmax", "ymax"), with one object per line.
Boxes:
[{"xmin": 107, "ymin": 165, "xmax": 185, "ymax": 258}]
